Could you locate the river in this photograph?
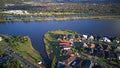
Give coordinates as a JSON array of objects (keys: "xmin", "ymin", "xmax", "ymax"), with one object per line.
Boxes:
[{"xmin": 0, "ymin": 19, "xmax": 120, "ymax": 67}]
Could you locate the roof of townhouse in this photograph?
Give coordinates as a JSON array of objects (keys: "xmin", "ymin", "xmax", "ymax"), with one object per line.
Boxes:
[{"xmin": 60, "ymin": 42, "xmax": 71, "ymax": 47}]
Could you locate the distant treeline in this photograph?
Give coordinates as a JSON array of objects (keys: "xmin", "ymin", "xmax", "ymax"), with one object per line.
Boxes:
[
  {"xmin": 0, "ymin": 0, "xmax": 120, "ymax": 15},
  {"xmin": 2, "ymin": 3, "xmax": 120, "ymax": 15}
]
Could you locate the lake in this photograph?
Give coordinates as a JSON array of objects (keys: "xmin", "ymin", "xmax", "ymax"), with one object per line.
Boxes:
[{"xmin": 0, "ymin": 19, "xmax": 120, "ymax": 66}]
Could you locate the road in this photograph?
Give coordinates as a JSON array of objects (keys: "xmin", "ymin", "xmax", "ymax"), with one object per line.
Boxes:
[{"xmin": 0, "ymin": 45, "xmax": 36, "ymax": 68}]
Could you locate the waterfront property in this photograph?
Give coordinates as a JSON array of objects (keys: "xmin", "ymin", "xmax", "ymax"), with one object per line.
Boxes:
[{"xmin": 44, "ymin": 30, "xmax": 120, "ymax": 68}]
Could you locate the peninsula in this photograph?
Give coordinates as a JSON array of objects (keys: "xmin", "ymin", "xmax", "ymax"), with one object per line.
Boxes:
[
  {"xmin": 44, "ymin": 30, "xmax": 120, "ymax": 68},
  {"xmin": 0, "ymin": 34, "xmax": 44, "ymax": 68}
]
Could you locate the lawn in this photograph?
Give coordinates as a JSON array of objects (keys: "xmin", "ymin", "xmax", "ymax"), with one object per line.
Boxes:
[{"xmin": 10, "ymin": 36, "xmax": 42, "ymax": 67}]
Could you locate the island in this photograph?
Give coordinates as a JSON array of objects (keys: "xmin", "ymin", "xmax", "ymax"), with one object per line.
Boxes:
[
  {"xmin": 44, "ymin": 30, "xmax": 120, "ymax": 68},
  {"xmin": 0, "ymin": 34, "xmax": 44, "ymax": 68}
]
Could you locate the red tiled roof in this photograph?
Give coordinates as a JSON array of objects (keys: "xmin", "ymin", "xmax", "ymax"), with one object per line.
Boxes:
[
  {"xmin": 90, "ymin": 44, "xmax": 95, "ymax": 49},
  {"xmin": 66, "ymin": 50, "xmax": 73, "ymax": 55},
  {"xmin": 60, "ymin": 42, "xmax": 70, "ymax": 47}
]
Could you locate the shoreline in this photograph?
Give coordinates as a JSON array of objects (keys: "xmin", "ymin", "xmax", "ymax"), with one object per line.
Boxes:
[{"xmin": 0, "ymin": 15, "xmax": 120, "ymax": 23}]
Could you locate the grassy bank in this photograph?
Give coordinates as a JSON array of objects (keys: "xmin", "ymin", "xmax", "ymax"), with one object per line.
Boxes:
[
  {"xmin": 11, "ymin": 37, "xmax": 42, "ymax": 67},
  {"xmin": 0, "ymin": 34, "xmax": 43, "ymax": 67},
  {"xmin": 35, "ymin": 15, "xmax": 120, "ymax": 21}
]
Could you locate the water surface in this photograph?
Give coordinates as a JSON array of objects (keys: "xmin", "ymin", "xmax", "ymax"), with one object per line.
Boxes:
[{"xmin": 0, "ymin": 19, "xmax": 120, "ymax": 66}]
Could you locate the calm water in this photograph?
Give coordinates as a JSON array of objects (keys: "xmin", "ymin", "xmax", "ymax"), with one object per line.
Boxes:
[{"xmin": 0, "ymin": 19, "xmax": 120, "ymax": 66}]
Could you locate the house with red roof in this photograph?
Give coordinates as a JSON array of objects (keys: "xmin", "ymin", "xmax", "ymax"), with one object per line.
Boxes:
[{"xmin": 59, "ymin": 42, "xmax": 71, "ymax": 47}]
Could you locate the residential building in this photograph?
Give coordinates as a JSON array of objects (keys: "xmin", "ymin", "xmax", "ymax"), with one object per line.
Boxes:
[
  {"xmin": 88, "ymin": 35, "xmax": 94, "ymax": 41},
  {"xmin": 103, "ymin": 37, "xmax": 111, "ymax": 42},
  {"xmin": 0, "ymin": 37, "xmax": 2, "ymax": 41}
]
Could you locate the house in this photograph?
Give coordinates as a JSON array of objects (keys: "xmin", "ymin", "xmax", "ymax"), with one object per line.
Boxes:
[
  {"xmin": 82, "ymin": 35, "xmax": 88, "ymax": 40},
  {"xmin": 63, "ymin": 35, "xmax": 68, "ymax": 40},
  {"xmin": 76, "ymin": 35, "xmax": 81, "ymax": 39},
  {"xmin": 68, "ymin": 35, "xmax": 73, "ymax": 39},
  {"xmin": 82, "ymin": 60, "xmax": 94, "ymax": 68},
  {"xmin": 106, "ymin": 45, "xmax": 112, "ymax": 50},
  {"xmin": 58, "ymin": 35, "xmax": 63, "ymax": 39},
  {"xmin": 71, "ymin": 35, "xmax": 75, "ymax": 39},
  {"xmin": 38, "ymin": 61, "xmax": 44, "ymax": 68},
  {"xmin": 69, "ymin": 38, "xmax": 74, "ymax": 44},
  {"xmin": 79, "ymin": 42, "xmax": 88, "ymax": 48},
  {"xmin": 117, "ymin": 53, "xmax": 120, "ymax": 60},
  {"xmin": 58, "ymin": 62, "xmax": 66, "ymax": 68},
  {"xmin": 60, "ymin": 42, "xmax": 71, "ymax": 47},
  {"xmin": 88, "ymin": 36, "xmax": 94, "ymax": 41},
  {"xmin": 61, "ymin": 49, "xmax": 73, "ymax": 56},
  {"xmin": 0, "ymin": 37, "xmax": 2, "ymax": 41},
  {"xmin": 115, "ymin": 40, "xmax": 120, "ymax": 43},
  {"xmin": 63, "ymin": 55, "xmax": 76, "ymax": 66},
  {"xmin": 90, "ymin": 44, "xmax": 95, "ymax": 49},
  {"xmin": 66, "ymin": 50, "xmax": 73, "ymax": 55},
  {"xmin": 103, "ymin": 37, "xmax": 111, "ymax": 42},
  {"xmin": 61, "ymin": 50, "xmax": 67, "ymax": 55},
  {"xmin": 70, "ymin": 58, "xmax": 82, "ymax": 68},
  {"xmin": 38, "ymin": 61, "xmax": 42, "ymax": 65},
  {"xmin": 114, "ymin": 47, "xmax": 120, "ymax": 53}
]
